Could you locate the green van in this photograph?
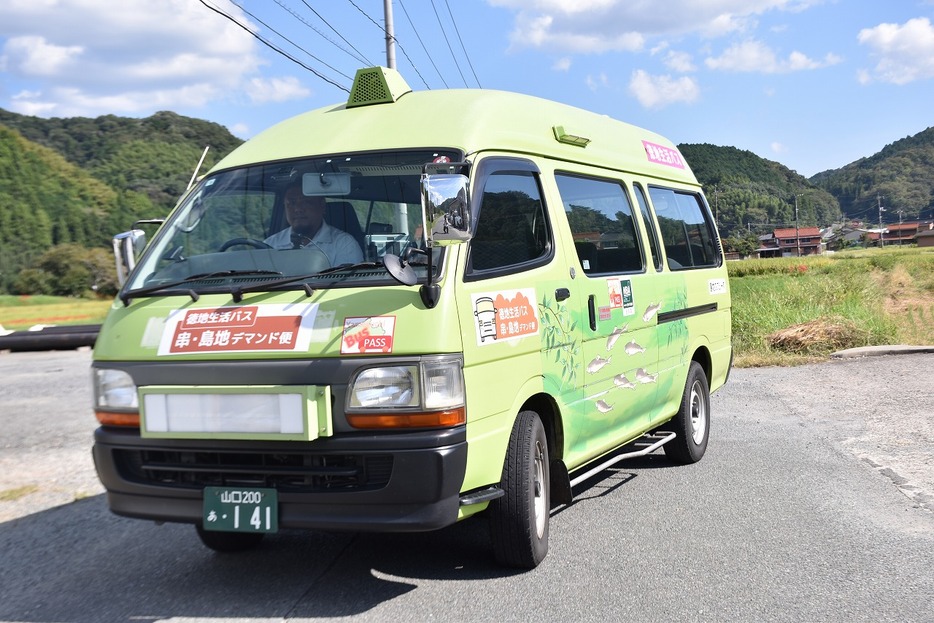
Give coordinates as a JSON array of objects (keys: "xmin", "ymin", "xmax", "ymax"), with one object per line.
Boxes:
[{"xmin": 92, "ymin": 67, "xmax": 732, "ymax": 569}]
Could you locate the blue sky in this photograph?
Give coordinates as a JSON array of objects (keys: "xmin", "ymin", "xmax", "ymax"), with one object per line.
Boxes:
[{"xmin": 1, "ymin": 1, "xmax": 933, "ymax": 178}]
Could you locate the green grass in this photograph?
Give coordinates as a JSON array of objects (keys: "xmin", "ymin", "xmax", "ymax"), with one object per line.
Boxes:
[
  {"xmin": 0, "ymin": 295, "xmax": 113, "ymax": 331},
  {"xmin": 729, "ymin": 247, "xmax": 934, "ymax": 366}
]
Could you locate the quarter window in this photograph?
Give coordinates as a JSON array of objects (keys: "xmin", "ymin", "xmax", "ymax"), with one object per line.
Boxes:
[{"xmin": 647, "ymin": 187, "xmax": 720, "ymax": 270}]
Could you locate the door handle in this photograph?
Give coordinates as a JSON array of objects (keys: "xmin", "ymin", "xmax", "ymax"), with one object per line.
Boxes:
[
  {"xmin": 555, "ymin": 287, "xmax": 571, "ymax": 301},
  {"xmin": 588, "ymin": 294, "xmax": 597, "ymax": 330}
]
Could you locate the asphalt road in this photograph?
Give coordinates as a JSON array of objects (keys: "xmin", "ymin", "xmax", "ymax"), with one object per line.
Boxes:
[{"xmin": 1, "ymin": 349, "xmax": 932, "ymax": 622}]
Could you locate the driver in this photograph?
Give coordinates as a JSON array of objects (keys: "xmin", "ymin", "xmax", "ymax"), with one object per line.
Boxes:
[{"xmin": 264, "ymin": 183, "xmax": 364, "ymax": 266}]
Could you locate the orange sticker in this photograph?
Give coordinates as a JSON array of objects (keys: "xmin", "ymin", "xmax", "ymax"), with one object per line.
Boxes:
[{"xmin": 472, "ymin": 288, "xmax": 539, "ymax": 345}]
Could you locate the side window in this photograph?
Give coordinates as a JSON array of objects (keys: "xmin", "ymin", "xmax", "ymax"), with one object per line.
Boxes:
[
  {"xmin": 633, "ymin": 183, "xmax": 662, "ymax": 271},
  {"xmin": 647, "ymin": 187, "xmax": 720, "ymax": 270},
  {"xmin": 469, "ymin": 171, "xmax": 548, "ymax": 272},
  {"xmin": 555, "ymin": 173, "xmax": 644, "ymax": 275}
]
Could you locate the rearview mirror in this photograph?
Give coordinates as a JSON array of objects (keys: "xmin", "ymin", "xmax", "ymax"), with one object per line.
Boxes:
[
  {"xmin": 112, "ymin": 229, "xmax": 146, "ymax": 285},
  {"xmin": 422, "ymin": 174, "xmax": 471, "ymax": 246}
]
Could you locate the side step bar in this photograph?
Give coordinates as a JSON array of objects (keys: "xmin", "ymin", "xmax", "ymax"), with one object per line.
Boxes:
[
  {"xmin": 459, "ymin": 431, "xmax": 675, "ymax": 507},
  {"xmin": 568, "ymin": 431, "xmax": 676, "ymax": 488}
]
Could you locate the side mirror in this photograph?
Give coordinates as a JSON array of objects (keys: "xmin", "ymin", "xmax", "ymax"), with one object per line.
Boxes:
[
  {"xmin": 422, "ymin": 173, "xmax": 471, "ymax": 246},
  {"xmin": 112, "ymin": 229, "xmax": 146, "ymax": 285}
]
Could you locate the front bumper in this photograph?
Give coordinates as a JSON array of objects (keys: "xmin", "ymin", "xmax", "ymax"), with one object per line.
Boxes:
[{"xmin": 93, "ymin": 425, "xmax": 468, "ymax": 532}]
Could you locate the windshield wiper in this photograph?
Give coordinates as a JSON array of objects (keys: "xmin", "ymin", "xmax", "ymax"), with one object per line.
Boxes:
[
  {"xmin": 120, "ymin": 269, "xmax": 282, "ymax": 306},
  {"xmin": 228, "ymin": 261, "xmax": 386, "ymax": 302}
]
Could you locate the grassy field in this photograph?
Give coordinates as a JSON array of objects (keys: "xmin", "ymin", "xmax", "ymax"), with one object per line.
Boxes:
[
  {"xmin": 729, "ymin": 246, "xmax": 934, "ymax": 366},
  {"xmin": 0, "ymin": 295, "xmax": 113, "ymax": 331},
  {"xmin": 3, "ymin": 247, "xmax": 932, "ymax": 367}
]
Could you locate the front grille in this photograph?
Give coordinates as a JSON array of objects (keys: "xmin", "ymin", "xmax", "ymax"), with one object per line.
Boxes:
[{"xmin": 113, "ymin": 448, "xmax": 393, "ymax": 493}]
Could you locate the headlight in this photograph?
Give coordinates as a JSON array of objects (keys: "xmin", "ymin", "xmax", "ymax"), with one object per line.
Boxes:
[
  {"xmin": 346, "ymin": 357, "xmax": 466, "ymax": 429},
  {"xmin": 347, "ymin": 366, "xmax": 420, "ymax": 409},
  {"xmin": 93, "ymin": 368, "xmax": 139, "ymax": 411}
]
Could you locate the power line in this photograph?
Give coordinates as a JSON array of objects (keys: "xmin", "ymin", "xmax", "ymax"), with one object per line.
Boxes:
[
  {"xmin": 343, "ymin": 0, "xmax": 430, "ymax": 89},
  {"xmin": 297, "ymin": 0, "xmax": 374, "ymax": 67},
  {"xmin": 398, "ymin": 0, "xmax": 448, "ymax": 88},
  {"xmin": 443, "ymin": 0, "xmax": 481, "ymax": 88},
  {"xmin": 199, "ymin": 0, "xmax": 349, "ymax": 92},
  {"xmin": 429, "ymin": 0, "xmax": 468, "ymax": 87},
  {"xmin": 229, "ymin": 0, "xmax": 353, "ymax": 81}
]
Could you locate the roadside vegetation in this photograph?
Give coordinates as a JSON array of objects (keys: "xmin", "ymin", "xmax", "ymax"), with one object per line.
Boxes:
[
  {"xmin": 730, "ymin": 246, "xmax": 934, "ymax": 366},
  {"xmin": 3, "ymin": 247, "xmax": 932, "ymax": 368}
]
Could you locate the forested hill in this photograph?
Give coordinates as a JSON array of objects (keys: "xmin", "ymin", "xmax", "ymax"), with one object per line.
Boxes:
[
  {"xmin": 0, "ymin": 109, "xmax": 243, "ymax": 213},
  {"xmin": 809, "ymin": 126, "xmax": 934, "ymax": 222},
  {"xmin": 678, "ymin": 143, "xmax": 842, "ymax": 238},
  {"xmin": 0, "ymin": 108, "xmax": 242, "ymax": 293}
]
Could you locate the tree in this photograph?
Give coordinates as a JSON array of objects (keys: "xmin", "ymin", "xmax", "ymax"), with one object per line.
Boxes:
[{"xmin": 12, "ymin": 244, "xmax": 117, "ymax": 297}]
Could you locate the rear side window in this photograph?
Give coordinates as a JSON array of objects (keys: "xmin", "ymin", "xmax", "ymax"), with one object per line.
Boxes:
[
  {"xmin": 469, "ymin": 171, "xmax": 549, "ymax": 272},
  {"xmin": 556, "ymin": 173, "xmax": 644, "ymax": 275},
  {"xmin": 647, "ymin": 187, "xmax": 720, "ymax": 270}
]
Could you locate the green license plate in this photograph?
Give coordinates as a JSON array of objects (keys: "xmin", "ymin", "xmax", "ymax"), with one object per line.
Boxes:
[{"xmin": 203, "ymin": 486, "xmax": 278, "ymax": 533}]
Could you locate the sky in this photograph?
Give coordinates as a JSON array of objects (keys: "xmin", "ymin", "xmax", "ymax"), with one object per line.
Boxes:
[{"xmin": 1, "ymin": 0, "xmax": 933, "ymax": 179}]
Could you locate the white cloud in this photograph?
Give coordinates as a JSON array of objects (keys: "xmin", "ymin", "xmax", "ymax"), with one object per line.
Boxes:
[
  {"xmin": 489, "ymin": 0, "xmax": 807, "ymax": 54},
  {"xmin": 771, "ymin": 141, "xmax": 787, "ymax": 154},
  {"xmin": 628, "ymin": 69, "xmax": 700, "ymax": 108},
  {"xmin": 705, "ymin": 39, "xmax": 840, "ymax": 73},
  {"xmin": 0, "ymin": 0, "xmax": 308, "ymax": 118},
  {"xmin": 2, "ymin": 36, "xmax": 83, "ymax": 75},
  {"xmin": 664, "ymin": 50, "xmax": 696, "ymax": 72},
  {"xmin": 586, "ymin": 72, "xmax": 609, "ymax": 91},
  {"xmin": 857, "ymin": 17, "xmax": 934, "ymax": 85},
  {"xmin": 245, "ymin": 77, "xmax": 311, "ymax": 104},
  {"xmin": 552, "ymin": 57, "xmax": 572, "ymax": 71}
]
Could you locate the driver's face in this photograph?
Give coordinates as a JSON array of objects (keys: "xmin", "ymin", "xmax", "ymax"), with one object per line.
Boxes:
[{"xmin": 285, "ymin": 187, "xmax": 325, "ymax": 235}]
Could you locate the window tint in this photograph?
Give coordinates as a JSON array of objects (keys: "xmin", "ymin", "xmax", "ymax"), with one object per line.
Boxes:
[
  {"xmin": 647, "ymin": 187, "xmax": 719, "ymax": 270},
  {"xmin": 469, "ymin": 171, "xmax": 548, "ymax": 271},
  {"xmin": 555, "ymin": 173, "xmax": 643, "ymax": 275},
  {"xmin": 633, "ymin": 183, "xmax": 662, "ymax": 271}
]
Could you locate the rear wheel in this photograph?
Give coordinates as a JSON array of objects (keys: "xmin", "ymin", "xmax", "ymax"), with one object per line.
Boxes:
[
  {"xmin": 489, "ymin": 410, "xmax": 550, "ymax": 569},
  {"xmin": 663, "ymin": 361, "xmax": 710, "ymax": 464},
  {"xmin": 195, "ymin": 525, "xmax": 265, "ymax": 553}
]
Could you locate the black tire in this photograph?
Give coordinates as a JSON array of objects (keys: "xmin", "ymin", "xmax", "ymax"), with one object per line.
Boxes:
[
  {"xmin": 489, "ymin": 410, "xmax": 550, "ymax": 569},
  {"xmin": 195, "ymin": 525, "xmax": 265, "ymax": 553},
  {"xmin": 663, "ymin": 361, "xmax": 710, "ymax": 465}
]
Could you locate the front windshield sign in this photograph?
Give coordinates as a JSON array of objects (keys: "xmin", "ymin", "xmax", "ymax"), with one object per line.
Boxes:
[{"xmin": 125, "ymin": 150, "xmax": 459, "ymax": 295}]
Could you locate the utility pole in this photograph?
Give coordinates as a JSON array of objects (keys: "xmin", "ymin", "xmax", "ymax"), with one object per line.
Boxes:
[
  {"xmin": 794, "ymin": 194, "xmax": 801, "ymax": 257},
  {"xmin": 878, "ymin": 195, "xmax": 885, "ymax": 248},
  {"xmin": 384, "ymin": 0, "xmax": 396, "ymax": 69}
]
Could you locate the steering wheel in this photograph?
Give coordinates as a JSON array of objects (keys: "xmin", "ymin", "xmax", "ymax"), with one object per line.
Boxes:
[{"xmin": 218, "ymin": 238, "xmax": 272, "ymax": 252}]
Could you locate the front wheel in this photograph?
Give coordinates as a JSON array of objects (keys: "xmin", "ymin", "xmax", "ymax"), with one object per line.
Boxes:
[
  {"xmin": 663, "ymin": 361, "xmax": 710, "ymax": 464},
  {"xmin": 195, "ymin": 525, "xmax": 265, "ymax": 553},
  {"xmin": 489, "ymin": 410, "xmax": 550, "ymax": 569}
]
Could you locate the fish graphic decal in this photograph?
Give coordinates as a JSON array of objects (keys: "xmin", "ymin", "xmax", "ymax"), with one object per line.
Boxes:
[
  {"xmin": 642, "ymin": 302, "xmax": 662, "ymax": 322},
  {"xmin": 613, "ymin": 373, "xmax": 636, "ymax": 389},
  {"xmin": 605, "ymin": 324, "xmax": 629, "ymax": 351},
  {"xmin": 635, "ymin": 368, "xmax": 657, "ymax": 384},
  {"xmin": 595, "ymin": 399, "xmax": 614, "ymax": 413},
  {"xmin": 587, "ymin": 355, "xmax": 611, "ymax": 374},
  {"xmin": 624, "ymin": 340, "xmax": 645, "ymax": 355}
]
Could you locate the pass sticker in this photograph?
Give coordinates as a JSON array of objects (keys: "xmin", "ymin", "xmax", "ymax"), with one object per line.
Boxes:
[
  {"xmin": 608, "ymin": 278, "xmax": 635, "ymax": 316},
  {"xmin": 472, "ymin": 288, "xmax": 539, "ymax": 345},
  {"xmin": 158, "ymin": 304, "xmax": 317, "ymax": 355},
  {"xmin": 341, "ymin": 316, "xmax": 396, "ymax": 354},
  {"xmin": 642, "ymin": 140, "xmax": 685, "ymax": 169}
]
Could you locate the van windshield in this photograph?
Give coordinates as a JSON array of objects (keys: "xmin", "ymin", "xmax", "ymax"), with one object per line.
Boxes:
[{"xmin": 124, "ymin": 149, "xmax": 459, "ymax": 294}]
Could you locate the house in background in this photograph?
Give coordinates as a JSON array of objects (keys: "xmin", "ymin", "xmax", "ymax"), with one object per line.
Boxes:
[{"xmin": 757, "ymin": 227, "xmax": 823, "ymax": 257}]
